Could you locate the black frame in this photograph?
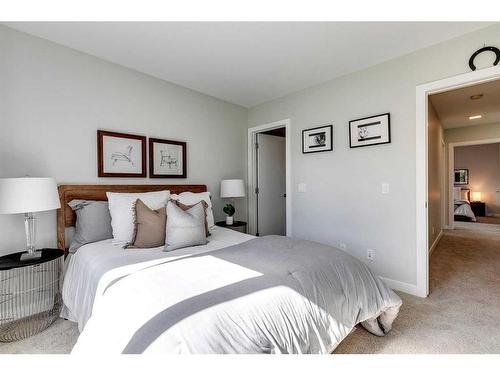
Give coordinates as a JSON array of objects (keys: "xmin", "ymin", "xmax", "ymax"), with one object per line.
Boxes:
[
  {"xmin": 302, "ymin": 125, "xmax": 333, "ymax": 154},
  {"xmin": 349, "ymin": 113, "xmax": 391, "ymax": 149},
  {"xmin": 454, "ymin": 168, "xmax": 469, "ymax": 186},
  {"xmin": 149, "ymin": 137, "xmax": 187, "ymax": 178}
]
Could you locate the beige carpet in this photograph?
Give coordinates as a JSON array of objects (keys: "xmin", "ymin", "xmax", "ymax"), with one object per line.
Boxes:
[
  {"xmin": 2, "ymin": 225, "xmax": 499, "ymax": 354},
  {"xmin": 335, "ymin": 224, "xmax": 500, "ymax": 354}
]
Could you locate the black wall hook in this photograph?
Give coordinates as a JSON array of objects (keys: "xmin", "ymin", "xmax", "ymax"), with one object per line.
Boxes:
[{"xmin": 469, "ymin": 46, "xmax": 500, "ymax": 71}]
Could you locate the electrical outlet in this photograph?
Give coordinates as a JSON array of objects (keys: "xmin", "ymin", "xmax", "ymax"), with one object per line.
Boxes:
[
  {"xmin": 339, "ymin": 243, "xmax": 347, "ymax": 251},
  {"xmin": 367, "ymin": 248, "xmax": 375, "ymax": 261}
]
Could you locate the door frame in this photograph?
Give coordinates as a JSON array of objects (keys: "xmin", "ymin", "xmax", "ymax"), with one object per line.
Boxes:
[
  {"xmin": 247, "ymin": 119, "xmax": 292, "ymax": 236},
  {"xmin": 448, "ymin": 137, "xmax": 500, "ymax": 228},
  {"xmin": 416, "ymin": 65, "xmax": 500, "ymax": 298}
]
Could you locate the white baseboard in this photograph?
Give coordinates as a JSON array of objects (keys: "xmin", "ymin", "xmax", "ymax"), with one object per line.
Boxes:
[
  {"xmin": 443, "ymin": 225, "xmax": 453, "ymax": 230},
  {"xmin": 379, "ymin": 276, "xmax": 420, "ymax": 296},
  {"xmin": 429, "ymin": 230, "xmax": 443, "ymax": 256}
]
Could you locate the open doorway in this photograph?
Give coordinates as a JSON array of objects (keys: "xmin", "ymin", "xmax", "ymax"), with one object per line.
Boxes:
[
  {"xmin": 429, "ymin": 78, "xmax": 500, "ymax": 234},
  {"xmin": 416, "ymin": 66, "xmax": 500, "ymax": 297},
  {"xmin": 424, "ymin": 77, "xmax": 500, "ymax": 307},
  {"xmin": 247, "ymin": 119, "xmax": 291, "ymax": 237}
]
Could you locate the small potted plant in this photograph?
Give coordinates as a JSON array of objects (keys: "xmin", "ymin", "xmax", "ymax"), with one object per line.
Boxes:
[{"xmin": 223, "ymin": 203, "xmax": 235, "ymax": 225}]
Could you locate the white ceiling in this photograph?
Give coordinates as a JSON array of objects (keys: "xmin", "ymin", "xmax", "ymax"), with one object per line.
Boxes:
[
  {"xmin": 430, "ymin": 79, "xmax": 500, "ymax": 129},
  {"xmin": 4, "ymin": 22, "xmax": 493, "ymax": 108}
]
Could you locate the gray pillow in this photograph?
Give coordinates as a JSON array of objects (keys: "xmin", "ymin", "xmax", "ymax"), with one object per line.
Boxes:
[
  {"xmin": 164, "ymin": 200, "xmax": 207, "ymax": 252},
  {"xmin": 68, "ymin": 200, "xmax": 113, "ymax": 253}
]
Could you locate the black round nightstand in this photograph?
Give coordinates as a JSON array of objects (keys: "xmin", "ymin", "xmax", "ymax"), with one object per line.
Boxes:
[
  {"xmin": 0, "ymin": 249, "xmax": 64, "ymax": 342},
  {"xmin": 215, "ymin": 221, "xmax": 247, "ymax": 234}
]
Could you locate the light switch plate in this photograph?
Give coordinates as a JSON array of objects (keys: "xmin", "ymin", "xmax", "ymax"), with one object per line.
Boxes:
[
  {"xmin": 298, "ymin": 183, "xmax": 307, "ymax": 193},
  {"xmin": 382, "ymin": 183, "xmax": 390, "ymax": 194}
]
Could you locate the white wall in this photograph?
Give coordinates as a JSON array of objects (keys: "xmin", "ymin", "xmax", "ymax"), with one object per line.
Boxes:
[
  {"xmin": 427, "ymin": 101, "xmax": 444, "ymax": 248},
  {"xmin": 454, "ymin": 143, "xmax": 500, "ymax": 215},
  {"xmin": 248, "ymin": 23, "xmax": 500, "ymax": 290},
  {"xmin": 0, "ymin": 25, "xmax": 248, "ymax": 256}
]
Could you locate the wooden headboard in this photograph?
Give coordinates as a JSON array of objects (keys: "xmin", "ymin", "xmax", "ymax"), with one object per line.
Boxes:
[{"xmin": 57, "ymin": 184, "xmax": 207, "ymax": 252}]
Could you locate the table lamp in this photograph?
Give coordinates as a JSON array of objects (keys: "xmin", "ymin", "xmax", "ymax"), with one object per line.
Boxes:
[
  {"xmin": 220, "ymin": 179, "xmax": 245, "ymax": 225},
  {"xmin": 472, "ymin": 191, "xmax": 482, "ymax": 202},
  {"xmin": 0, "ymin": 178, "xmax": 61, "ymax": 260}
]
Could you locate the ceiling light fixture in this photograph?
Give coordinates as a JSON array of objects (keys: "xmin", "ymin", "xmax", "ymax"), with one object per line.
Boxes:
[
  {"xmin": 469, "ymin": 115, "xmax": 482, "ymax": 120},
  {"xmin": 470, "ymin": 94, "xmax": 483, "ymax": 100}
]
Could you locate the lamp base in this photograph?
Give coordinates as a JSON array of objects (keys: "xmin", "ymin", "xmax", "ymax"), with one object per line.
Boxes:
[
  {"xmin": 226, "ymin": 216, "xmax": 234, "ymax": 225},
  {"xmin": 20, "ymin": 251, "xmax": 42, "ymax": 261}
]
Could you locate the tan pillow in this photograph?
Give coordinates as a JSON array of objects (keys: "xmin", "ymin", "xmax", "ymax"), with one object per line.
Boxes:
[
  {"xmin": 126, "ymin": 199, "xmax": 166, "ymax": 249},
  {"xmin": 173, "ymin": 200, "xmax": 210, "ymax": 237}
]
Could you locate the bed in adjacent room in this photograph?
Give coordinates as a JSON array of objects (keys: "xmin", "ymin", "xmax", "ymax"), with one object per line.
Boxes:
[
  {"xmin": 453, "ymin": 187, "xmax": 476, "ymax": 222},
  {"xmin": 58, "ymin": 184, "xmax": 402, "ymax": 354}
]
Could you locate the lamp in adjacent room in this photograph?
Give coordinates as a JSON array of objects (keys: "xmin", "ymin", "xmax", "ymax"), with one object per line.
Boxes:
[
  {"xmin": 472, "ymin": 191, "xmax": 482, "ymax": 202},
  {"xmin": 220, "ymin": 179, "xmax": 245, "ymax": 225},
  {"xmin": 0, "ymin": 177, "xmax": 61, "ymax": 260}
]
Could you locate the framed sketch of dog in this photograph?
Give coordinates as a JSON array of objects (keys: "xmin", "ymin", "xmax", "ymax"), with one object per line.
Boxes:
[
  {"xmin": 97, "ymin": 130, "xmax": 146, "ymax": 177},
  {"xmin": 149, "ymin": 138, "xmax": 187, "ymax": 178}
]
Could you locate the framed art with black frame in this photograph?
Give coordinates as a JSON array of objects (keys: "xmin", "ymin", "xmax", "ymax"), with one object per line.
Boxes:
[
  {"xmin": 149, "ymin": 138, "xmax": 187, "ymax": 178},
  {"xmin": 97, "ymin": 130, "xmax": 146, "ymax": 177},
  {"xmin": 302, "ymin": 125, "xmax": 333, "ymax": 154},
  {"xmin": 454, "ymin": 168, "xmax": 469, "ymax": 185},
  {"xmin": 349, "ymin": 113, "xmax": 391, "ymax": 148}
]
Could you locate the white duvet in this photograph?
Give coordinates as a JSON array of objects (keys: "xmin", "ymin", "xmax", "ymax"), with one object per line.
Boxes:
[
  {"xmin": 67, "ymin": 230, "xmax": 402, "ymax": 354},
  {"xmin": 61, "ymin": 226, "xmax": 254, "ymax": 331}
]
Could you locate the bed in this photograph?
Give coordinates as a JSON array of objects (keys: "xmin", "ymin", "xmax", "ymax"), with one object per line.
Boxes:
[
  {"xmin": 58, "ymin": 184, "xmax": 402, "ymax": 354},
  {"xmin": 453, "ymin": 188, "xmax": 476, "ymax": 222}
]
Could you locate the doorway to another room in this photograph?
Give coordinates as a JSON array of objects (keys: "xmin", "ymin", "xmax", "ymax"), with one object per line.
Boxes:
[{"xmin": 248, "ymin": 119, "xmax": 291, "ymax": 237}]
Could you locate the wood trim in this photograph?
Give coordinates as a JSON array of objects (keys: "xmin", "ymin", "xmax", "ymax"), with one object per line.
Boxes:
[
  {"xmin": 149, "ymin": 138, "xmax": 187, "ymax": 178},
  {"xmin": 97, "ymin": 130, "xmax": 147, "ymax": 177},
  {"xmin": 57, "ymin": 184, "xmax": 206, "ymax": 252}
]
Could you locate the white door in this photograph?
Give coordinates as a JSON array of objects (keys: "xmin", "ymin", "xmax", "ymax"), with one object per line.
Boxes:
[{"xmin": 257, "ymin": 132, "xmax": 286, "ymax": 236}]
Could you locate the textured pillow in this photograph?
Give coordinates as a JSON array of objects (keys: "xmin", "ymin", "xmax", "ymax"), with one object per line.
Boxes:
[
  {"xmin": 126, "ymin": 199, "xmax": 166, "ymax": 249},
  {"xmin": 170, "ymin": 192, "xmax": 214, "ymax": 228},
  {"xmin": 68, "ymin": 200, "xmax": 112, "ymax": 253},
  {"xmin": 173, "ymin": 199, "xmax": 210, "ymax": 237},
  {"xmin": 164, "ymin": 201, "xmax": 207, "ymax": 252},
  {"xmin": 107, "ymin": 190, "xmax": 170, "ymax": 247}
]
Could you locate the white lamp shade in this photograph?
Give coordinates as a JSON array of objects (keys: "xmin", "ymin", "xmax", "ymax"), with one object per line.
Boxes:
[
  {"xmin": 472, "ymin": 191, "xmax": 482, "ymax": 201},
  {"xmin": 0, "ymin": 177, "xmax": 61, "ymax": 214},
  {"xmin": 220, "ymin": 179, "xmax": 246, "ymax": 198}
]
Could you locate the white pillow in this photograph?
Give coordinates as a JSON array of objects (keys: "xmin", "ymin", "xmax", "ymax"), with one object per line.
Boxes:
[
  {"xmin": 453, "ymin": 187, "xmax": 461, "ymax": 201},
  {"xmin": 170, "ymin": 191, "xmax": 214, "ymax": 228},
  {"xmin": 106, "ymin": 190, "xmax": 170, "ymax": 246}
]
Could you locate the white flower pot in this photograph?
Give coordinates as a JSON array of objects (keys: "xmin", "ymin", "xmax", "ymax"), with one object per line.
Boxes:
[{"xmin": 226, "ymin": 216, "xmax": 234, "ymax": 225}]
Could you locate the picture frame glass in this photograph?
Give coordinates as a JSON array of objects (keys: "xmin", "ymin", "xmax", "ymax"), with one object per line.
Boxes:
[
  {"xmin": 454, "ymin": 169, "xmax": 468, "ymax": 185},
  {"xmin": 302, "ymin": 125, "xmax": 333, "ymax": 153},
  {"xmin": 152, "ymin": 142, "xmax": 184, "ymax": 176},
  {"xmin": 349, "ymin": 113, "xmax": 390, "ymax": 148},
  {"xmin": 102, "ymin": 135, "xmax": 143, "ymax": 174}
]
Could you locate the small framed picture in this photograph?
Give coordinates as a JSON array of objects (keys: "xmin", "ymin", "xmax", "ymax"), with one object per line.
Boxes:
[
  {"xmin": 149, "ymin": 138, "xmax": 187, "ymax": 178},
  {"xmin": 349, "ymin": 113, "xmax": 391, "ymax": 148},
  {"xmin": 302, "ymin": 125, "xmax": 333, "ymax": 154},
  {"xmin": 97, "ymin": 130, "xmax": 146, "ymax": 177},
  {"xmin": 454, "ymin": 169, "xmax": 469, "ymax": 185}
]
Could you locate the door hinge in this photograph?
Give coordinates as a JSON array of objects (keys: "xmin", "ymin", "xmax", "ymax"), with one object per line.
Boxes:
[
  {"xmin": 255, "ymin": 142, "xmax": 259, "ymax": 149},
  {"xmin": 255, "ymin": 187, "xmax": 259, "ymax": 195}
]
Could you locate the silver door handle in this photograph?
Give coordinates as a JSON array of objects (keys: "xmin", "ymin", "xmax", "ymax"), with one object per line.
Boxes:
[{"xmin": 281, "ymin": 193, "xmax": 286, "ymax": 198}]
